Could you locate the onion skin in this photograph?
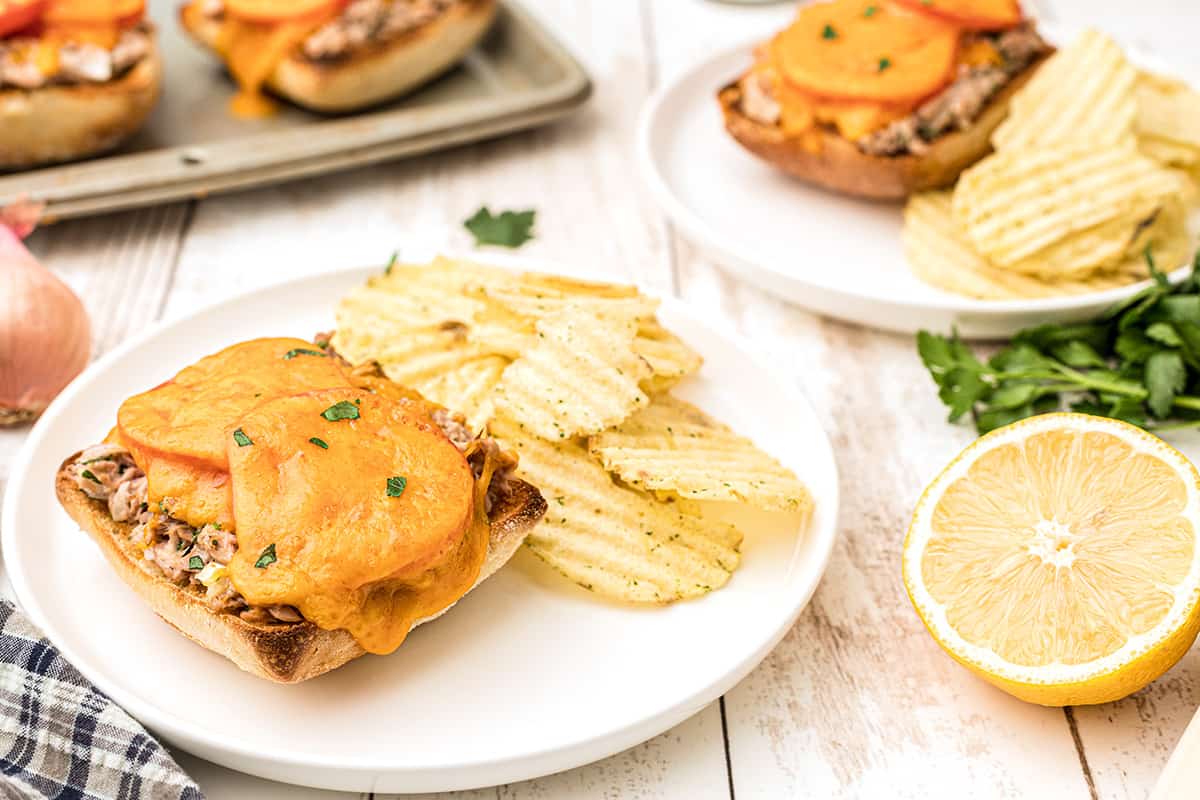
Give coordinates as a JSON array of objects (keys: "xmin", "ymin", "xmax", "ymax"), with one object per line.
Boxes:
[{"xmin": 0, "ymin": 224, "xmax": 92, "ymax": 426}]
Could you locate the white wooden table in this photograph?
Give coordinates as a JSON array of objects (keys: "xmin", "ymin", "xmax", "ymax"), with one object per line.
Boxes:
[{"xmin": 2, "ymin": 2, "xmax": 1197, "ymax": 797}]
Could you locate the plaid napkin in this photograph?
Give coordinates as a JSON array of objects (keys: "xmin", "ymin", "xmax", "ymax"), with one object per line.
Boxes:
[{"xmin": 0, "ymin": 601, "xmax": 203, "ymax": 800}]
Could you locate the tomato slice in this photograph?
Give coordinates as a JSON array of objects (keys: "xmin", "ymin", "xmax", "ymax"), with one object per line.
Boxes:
[
  {"xmin": 222, "ymin": 0, "xmax": 344, "ymax": 24},
  {"xmin": 772, "ymin": 0, "xmax": 960, "ymax": 105},
  {"xmin": 0, "ymin": 0, "xmax": 47, "ymax": 39},
  {"xmin": 43, "ymin": 0, "xmax": 144, "ymax": 25},
  {"xmin": 893, "ymin": 0, "xmax": 1022, "ymax": 31}
]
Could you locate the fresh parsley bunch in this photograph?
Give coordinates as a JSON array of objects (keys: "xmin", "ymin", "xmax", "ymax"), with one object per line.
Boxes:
[{"xmin": 919, "ymin": 250, "xmax": 1200, "ymax": 434}]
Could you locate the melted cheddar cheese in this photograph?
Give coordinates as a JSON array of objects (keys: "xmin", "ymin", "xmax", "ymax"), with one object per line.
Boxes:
[
  {"xmin": 225, "ymin": 389, "xmax": 487, "ymax": 654},
  {"xmin": 184, "ymin": 1, "xmax": 336, "ymax": 117},
  {"xmin": 115, "ymin": 338, "xmax": 492, "ymax": 654},
  {"xmin": 754, "ymin": 37, "xmax": 1003, "ymax": 148}
]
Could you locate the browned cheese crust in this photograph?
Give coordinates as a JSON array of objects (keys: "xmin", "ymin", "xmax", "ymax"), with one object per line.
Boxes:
[
  {"xmin": 180, "ymin": 0, "xmax": 497, "ymax": 113},
  {"xmin": 0, "ymin": 30, "xmax": 161, "ymax": 170},
  {"xmin": 56, "ymin": 451, "xmax": 546, "ymax": 683},
  {"xmin": 717, "ymin": 55, "xmax": 1048, "ymax": 201}
]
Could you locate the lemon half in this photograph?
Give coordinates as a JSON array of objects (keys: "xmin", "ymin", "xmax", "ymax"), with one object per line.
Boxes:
[{"xmin": 904, "ymin": 413, "xmax": 1200, "ymax": 706}]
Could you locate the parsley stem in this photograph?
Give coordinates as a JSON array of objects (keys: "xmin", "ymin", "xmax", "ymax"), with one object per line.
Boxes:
[
  {"xmin": 990, "ymin": 370, "xmax": 1067, "ymax": 382},
  {"xmin": 1033, "ymin": 383, "xmax": 1088, "ymax": 395},
  {"xmin": 1043, "ymin": 364, "xmax": 1149, "ymax": 400}
]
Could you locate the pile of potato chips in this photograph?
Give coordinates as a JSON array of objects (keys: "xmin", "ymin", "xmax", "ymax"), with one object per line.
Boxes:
[
  {"xmin": 904, "ymin": 29, "xmax": 1199, "ymax": 300},
  {"xmin": 333, "ymin": 257, "xmax": 812, "ymax": 603}
]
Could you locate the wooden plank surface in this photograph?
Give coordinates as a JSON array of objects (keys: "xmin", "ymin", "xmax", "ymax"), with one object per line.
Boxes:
[{"xmin": 2, "ymin": 1, "xmax": 1198, "ymax": 798}]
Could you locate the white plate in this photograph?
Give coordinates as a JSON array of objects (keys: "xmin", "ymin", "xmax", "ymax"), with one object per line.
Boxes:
[
  {"xmin": 637, "ymin": 37, "xmax": 1195, "ymax": 339},
  {"xmin": 1, "ymin": 254, "xmax": 839, "ymax": 794}
]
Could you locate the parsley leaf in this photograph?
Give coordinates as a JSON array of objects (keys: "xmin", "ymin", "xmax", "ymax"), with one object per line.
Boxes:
[
  {"xmin": 255, "ymin": 544, "xmax": 277, "ymax": 569},
  {"xmin": 321, "ymin": 400, "xmax": 360, "ymax": 421},
  {"xmin": 1146, "ymin": 350, "xmax": 1186, "ymax": 419},
  {"xmin": 309, "ymin": 437, "xmax": 329, "ymax": 449},
  {"xmin": 80, "ymin": 469, "xmax": 100, "ymax": 483},
  {"xmin": 917, "ymin": 247, "xmax": 1200, "ymax": 434},
  {"xmin": 821, "ymin": 23, "xmax": 837, "ymax": 39},
  {"xmin": 463, "ymin": 207, "xmax": 536, "ymax": 248},
  {"xmin": 284, "ymin": 348, "xmax": 327, "ymax": 360},
  {"xmin": 1051, "ymin": 341, "xmax": 1107, "ymax": 369},
  {"xmin": 188, "ymin": 556, "xmax": 204, "ymax": 571},
  {"xmin": 386, "ymin": 476, "xmax": 408, "ymax": 498},
  {"xmin": 232, "ymin": 428, "xmax": 253, "ymax": 447}
]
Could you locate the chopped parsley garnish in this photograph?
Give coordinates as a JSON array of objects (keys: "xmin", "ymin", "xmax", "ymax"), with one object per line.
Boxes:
[
  {"xmin": 864, "ymin": 4, "xmax": 878, "ymax": 16},
  {"xmin": 321, "ymin": 400, "xmax": 360, "ymax": 421},
  {"xmin": 309, "ymin": 437, "xmax": 329, "ymax": 449},
  {"xmin": 385, "ymin": 251, "xmax": 398, "ymax": 275},
  {"xmin": 233, "ymin": 428, "xmax": 253, "ymax": 447},
  {"xmin": 255, "ymin": 544, "xmax": 277, "ymax": 569},
  {"xmin": 187, "ymin": 556, "xmax": 204, "ymax": 571},
  {"xmin": 463, "ymin": 207, "xmax": 536, "ymax": 248},
  {"xmin": 386, "ymin": 476, "xmax": 408, "ymax": 498},
  {"xmin": 283, "ymin": 348, "xmax": 326, "ymax": 360},
  {"xmin": 80, "ymin": 469, "xmax": 100, "ymax": 484},
  {"xmin": 878, "ymin": 57, "xmax": 892, "ymax": 72},
  {"xmin": 821, "ymin": 23, "xmax": 837, "ymax": 39}
]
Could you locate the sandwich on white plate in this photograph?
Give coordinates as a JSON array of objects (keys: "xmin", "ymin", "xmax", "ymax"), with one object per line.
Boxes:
[{"xmin": 56, "ymin": 336, "xmax": 546, "ymax": 683}]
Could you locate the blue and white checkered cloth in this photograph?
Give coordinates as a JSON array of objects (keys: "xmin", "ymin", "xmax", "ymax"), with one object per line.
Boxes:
[{"xmin": 0, "ymin": 601, "xmax": 203, "ymax": 800}]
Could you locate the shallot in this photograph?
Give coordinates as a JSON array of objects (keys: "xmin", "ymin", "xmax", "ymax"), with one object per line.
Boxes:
[{"xmin": 0, "ymin": 203, "xmax": 91, "ymax": 426}]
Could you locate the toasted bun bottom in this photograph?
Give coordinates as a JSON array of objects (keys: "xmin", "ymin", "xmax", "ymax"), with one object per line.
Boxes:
[
  {"xmin": 55, "ymin": 454, "xmax": 546, "ymax": 683},
  {"xmin": 718, "ymin": 56, "xmax": 1047, "ymax": 200},
  {"xmin": 181, "ymin": 0, "xmax": 497, "ymax": 113},
  {"xmin": 0, "ymin": 37, "xmax": 162, "ymax": 170}
]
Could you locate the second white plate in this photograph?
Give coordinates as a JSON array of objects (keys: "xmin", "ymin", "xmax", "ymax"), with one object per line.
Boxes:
[
  {"xmin": 2, "ymin": 254, "xmax": 839, "ymax": 794},
  {"xmin": 637, "ymin": 39, "xmax": 1194, "ymax": 339}
]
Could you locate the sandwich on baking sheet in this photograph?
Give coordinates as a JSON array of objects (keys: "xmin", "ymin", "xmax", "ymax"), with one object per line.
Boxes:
[
  {"xmin": 179, "ymin": 0, "xmax": 498, "ymax": 116},
  {"xmin": 718, "ymin": 0, "xmax": 1051, "ymax": 199},
  {"xmin": 55, "ymin": 337, "xmax": 546, "ymax": 683},
  {"xmin": 0, "ymin": 0, "xmax": 161, "ymax": 169}
]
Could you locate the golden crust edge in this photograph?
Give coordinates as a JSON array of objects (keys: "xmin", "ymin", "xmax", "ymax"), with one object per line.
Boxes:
[
  {"xmin": 54, "ymin": 451, "xmax": 546, "ymax": 684},
  {"xmin": 716, "ymin": 54, "xmax": 1049, "ymax": 201}
]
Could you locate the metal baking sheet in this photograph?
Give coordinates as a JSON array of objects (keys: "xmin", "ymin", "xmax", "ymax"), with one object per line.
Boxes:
[{"xmin": 0, "ymin": 0, "xmax": 590, "ymax": 221}]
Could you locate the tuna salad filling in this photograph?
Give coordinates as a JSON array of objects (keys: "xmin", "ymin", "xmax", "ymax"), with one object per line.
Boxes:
[
  {"xmin": 0, "ymin": 25, "xmax": 151, "ymax": 91},
  {"xmin": 740, "ymin": 23, "xmax": 1050, "ymax": 157},
  {"xmin": 201, "ymin": 0, "xmax": 462, "ymax": 62},
  {"xmin": 69, "ymin": 405, "xmax": 518, "ymax": 625}
]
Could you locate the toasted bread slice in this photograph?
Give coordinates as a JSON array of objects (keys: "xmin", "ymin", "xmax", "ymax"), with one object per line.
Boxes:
[
  {"xmin": 717, "ymin": 56, "xmax": 1047, "ymax": 200},
  {"xmin": 56, "ymin": 452, "xmax": 546, "ymax": 683},
  {"xmin": 0, "ymin": 31, "xmax": 161, "ymax": 170},
  {"xmin": 180, "ymin": 0, "xmax": 497, "ymax": 113}
]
